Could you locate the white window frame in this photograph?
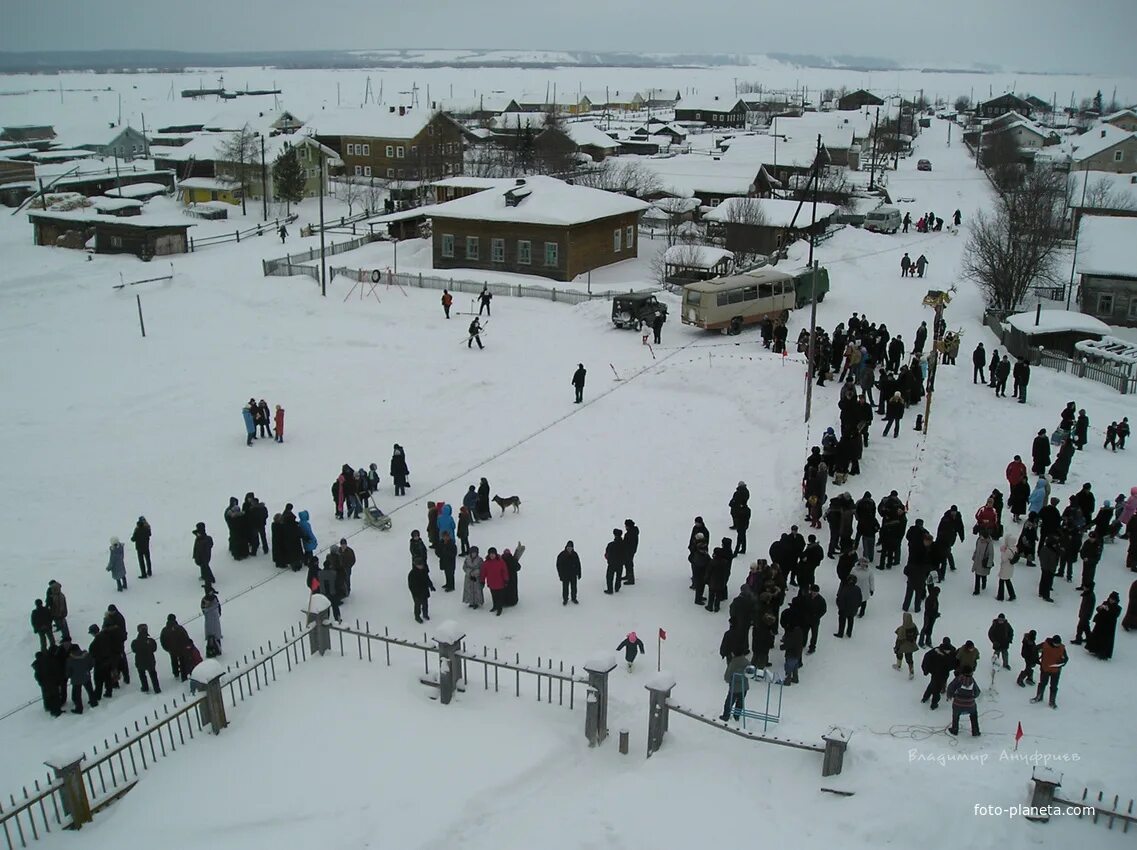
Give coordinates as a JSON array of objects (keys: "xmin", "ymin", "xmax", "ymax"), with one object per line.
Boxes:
[
  {"xmin": 1096, "ymin": 293, "xmax": 1114, "ymax": 315},
  {"xmin": 353, "ymin": 165, "xmax": 363, "ymax": 176},
  {"xmin": 346, "ymin": 143, "xmax": 355, "ymax": 155},
  {"xmin": 363, "ymin": 166, "xmax": 372, "ymax": 177},
  {"xmin": 518, "ymin": 240, "xmax": 532, "ymax": 265},
  {"xmin": 387, "ymin": 168, "xmax": 395, "ymax": 178},
  {"xmin": 466, "ymin": 236, "xmax": 479, "ymax": 260},
  {"xmin": 397, "ymin": 168, "xmax": 404, "ymax": 178},
  {"xmin": 626, "ymin": 225, "xmax": 635, "ymax": 250},
  {"xmin": 441, "ymin": 234, "xmax": 454, "ymax": 258},
  {"xmin": 386, "ymin": 145, "xmax": 394, "ymax": 157},
  {"xmin": 396, "ymin": 145, "xmax": 405, "ymax": 159},
  {"xmin": 696, "ymin": 112, "xmax": 701, "ymax": 120},
  {"xmin": 1115, "ymin": 150, "xmax": 1124, "ymax": 162},
  {"xmin": 544, "ymin": 241, "xmax": 558, "ymax": 267},
  {"xmin": 613, "ymin": 228, "xmax": 622, "ymax": 252},
  {"xmin": 362, "ymin": 144, "xmax": 370, "ymax": 156},
  {"xmin": 491, "ymin": 238, "xmax": 505, "ymax": 263}
]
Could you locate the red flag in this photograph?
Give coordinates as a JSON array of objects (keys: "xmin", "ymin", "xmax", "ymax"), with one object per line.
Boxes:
[
  {"xmin": 1014, "ymin": 721, "xmax": 1023, "ymax": 749},
  {"xmin": 659, "ymin": 627, "xmax": 667, "ymax": 641},
  {"xmin": 309, "ymin": 577, "xmax": 320, "ymax": 592}
]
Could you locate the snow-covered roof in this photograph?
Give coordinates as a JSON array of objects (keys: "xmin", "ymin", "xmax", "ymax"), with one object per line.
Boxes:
[
  {"xmin": 93, "ymin": 197, "xmax": 143, "ymax": 212},
  {"xmin": 1076, "ymin": 215, "xmax": 1137, "ymax": 278},
  {"xmin": 67, "ymin": 124, "xmax": 143, "ymax": 147},
  {"xmin": 635, "ymin": 155, "xmax": 759, "ymax": 197},
  {"xmin": 430, "ymin": 176, "xmax": 514, "ymax": 191},
  {"xmin": 27, "ymin": 209, "xmax": 193, "ymax": 228},
  {"xmin": 1071, "ymin": 124, "xmax": 1137, "ymax": 161},
  {"xmin": 663, "ymin": 244, "xmax": 734, "ymax": 268},
  {"xmin": 1005, "ymin": 310, "xmax": 1111, "ymax": 336},
  {"xmin": 178, "ymin": 176, "xmax": 240, "ymax": 192},
  {"xmin": 1074, "ymin": 335, "xmax": 1137, "ymax": 366},
  {"xmin": 421, "ymin": 175, "xmax": 649, "ymax": 226},
  {"xmin": 652, "ymin": 197, "xmax": 701, "ymax": 214},
  {"xmin": 1067, "ymin": 170, "xmax": 1137, "ymax": 209},
  {"xmin": 702, "ymin": 197, "xmax": 838, "ymax": 228},
  {"xmin": 1101, "ymin": 108, "xmax": 1137, "ymax": 124},
  {"xmin": 491, "ymin": 112, "xmax": 547, "ymax": 131},
  {"xmin": 29, "ymin": 149, "xmax": 96, "ymax": 162},
  {"xmin": 676, "ymin": 95, "xmax": 746, "ymax": 113},
  {"xmin": 203, "ymin": 106, "xmax": 306, "ymax": 134},
  {"xmin": 312, "ymin": 107, "xmax": 435, "ymax": 140},
  {"xmin": 105, "ymin": 182, "xmax": 170, "ymax": 198},
  {"xmin": 563, "ymin": 122, "xmax": 620, "ymax": 150},
  {"xmin": 718, "ymin": 132, "xmax": 820, "ymax": 170}
]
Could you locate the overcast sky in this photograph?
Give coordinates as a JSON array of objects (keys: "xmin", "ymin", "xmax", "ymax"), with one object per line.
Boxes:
[{"xmin": 2, "ymin": 0, "xmax": 1132, "ymax": 75}]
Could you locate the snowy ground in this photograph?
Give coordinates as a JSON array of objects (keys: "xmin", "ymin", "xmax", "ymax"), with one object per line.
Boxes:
[{"xmin": 2, "ymin": 113, "xmax": 1135, "ymax": 848}]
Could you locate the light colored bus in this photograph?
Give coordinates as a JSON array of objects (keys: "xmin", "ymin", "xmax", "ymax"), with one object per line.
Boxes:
[{"xmin": 681, "ymin": 268, "xmax": 796, "ymax": 333}]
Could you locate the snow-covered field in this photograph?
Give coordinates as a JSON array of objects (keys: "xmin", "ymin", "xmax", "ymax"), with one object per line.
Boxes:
[{"xmin": 1, "ymin": 92, "xmax": 1135, "ymax": 849}]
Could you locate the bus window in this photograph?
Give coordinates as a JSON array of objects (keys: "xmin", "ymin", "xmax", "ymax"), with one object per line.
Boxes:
[
  {"xmin": 686, "ymin": 290, "xmax": 703, "ymax": 306},
  {"xmin": 717, "ymin": 292, "xmax": 731, "ymax": 307},
  {"xmin": 758, "ymin": 283, "xmax": 772, "ymax": 299},
  {"xmin": 742, "ymin": 286, "xmax": 758, "ymax": 301},
  {"xmin": 728, "ymin": 288, "xmax": 745, "ymax": 304}
]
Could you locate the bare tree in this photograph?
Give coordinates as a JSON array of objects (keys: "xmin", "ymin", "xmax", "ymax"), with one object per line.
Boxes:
[
  {"xmin": 962, "ymin": 166, "xmax": 1067, "ymax": 311},
  {"xmin": 364, "ymin": 177, "xmax": 386, "ymax": 215},
  {"xmin": 573, "ymin": 159, "xmax": 662, "ymax": 196},
  {"xmin": 718, "ymin": 196, "xmax": 768, "ymax": 264},
  {"xmin": 984, "ymin": 130, "xmax": 1023, "ymax": 191},
  {"xmin": 334, "ymin": 176, "xmax": 364, "ymax": 217},
  {"xmin": 217, "ymin": 124, "xmax": 259, "ymax": 215},
  {"xmin": 953, "ymin": 95, "xmax": 971, "ymax": 112},
  {"xmin": 1075, "ymin": 174, "xmax": 1137, "ymax": 212}
]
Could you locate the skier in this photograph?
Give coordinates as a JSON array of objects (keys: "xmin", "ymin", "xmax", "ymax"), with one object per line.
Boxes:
[
  {"xmin": 192, "ymin": 522, "xmax": 215, "ymax": 587},
  {"xmin": 242, "ymin": 403, "xmax": 256, "ymax": 447},
  {"xmin": 571, "ymin": 363, "xmax": 587, "ymax": 404},
  {"xmin": 408, "ymin": 560, "xmax": 435, "ymax": 623},
  {"xmin": 131, "ymin": 516, "xmax": 152, "ymax": 578},
  {"xmin": 132, "ymin": 624, "xmax": 160, "ymax": 694},
  {"xmin": 1031, "ymin": 635, "xmax": 1067, "ymax": 708},
  {"xmin": 441, "ymin": 289, "xmax": 453, "ymax": 319},
  {"xmin": 467, "ymin": 317, "xmax": 484, "ymax": 350},
  {"xmin": 390, "ymin": 444, "xmax": 410, "ymax": 496},
  {"xmin": 616, "ymin": 631, "xmax": 646, "ymax": 671},
  {"xmin": 106, "ymin": 537, "xmax": 127, "ymax": 592},
  {"xmin": 477, "ymin": 285, "xmax": 492, "ymax": 316},
  {"xmin": 463, "ymin": 546, "xmax": 484, "ymax": 610},
  {"xmin": 946, "ymin": 666, "xmax": 982, "ymax": 736},
  {"xmin": 557, "ymin": 541, "xmax": 581, "ymax": 605}
]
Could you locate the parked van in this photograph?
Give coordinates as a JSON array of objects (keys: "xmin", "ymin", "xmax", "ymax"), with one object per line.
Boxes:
[
  {"xmin": 863, "ymin": 206, "xmax": 902, "ymax": 234},
  {"xmin": 789, "ymin": 265, "xmax": 830, "ymax": 309},
  {"xmin": 681, "ymin": 268, "xmax": 795, "ymax": 333}
]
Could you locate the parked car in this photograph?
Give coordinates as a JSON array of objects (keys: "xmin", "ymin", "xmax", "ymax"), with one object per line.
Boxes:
[
  {"xmin": 863, "ymin": 206, "xmax": 902, "ymax": 234},
  {"xmin": 612, "ymin": 292, "xmax": 667, "ymax": 330},
  {"xmin": 917, "ymin": 159, "xmax": 932, "ymax": 171}
]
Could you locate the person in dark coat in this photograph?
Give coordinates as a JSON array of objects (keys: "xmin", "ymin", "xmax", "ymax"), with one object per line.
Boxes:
[
  {"xmin": 32, "ymin": 650, "xmax": 64, "ymax": 716},
  {"xmin": 1073, "ymin": 410, "xmax": 1090, "ymax": 451},
  {"xmin": 462, "ymin": 486, "xmax": 479, "ymax": 524},
  {"xmin": 1084, "ymin": 591, "xmax": 1122, "ymax": 660},
  {"xmin": 987, "ymin": 348, "xmax": 1000, "ymax": 388},
  {"xmin": 972, "ymin": 343, "xmax": 987, "ymax": 384},
  {"xmin": 131, "ymin": 624, "xmax": 160, "ymax": 693},
  {"xmin": 31, "ymin": 599, "xmax": 54, "ymax": 650},
  {"xmin": 270, "ymin": 513, "xmax": 287, "ymax": 568},
  {"xmin": 934, "ymin": 506, "xmax": 965, "ymax": 579},
  {"xmin": 604, "ymin": 529, "xmax": 626, "ymax": 594},
  {"xmin": 437, "ymin": 531, "xmax": 458, "ymax": 592},
  {"xmin": 571, "ymin": 364, "xmax": 587, "ymax": 403},
  {"xmin": 623, "ymin": 519, "xmax": 640, "ymax": 584},
  {"xmin": 1016, "ymin": 630, "xmax": 1038, "ymax": 688},
  {"xmin": 616, "ymin": 632, "xmax": 646, "ymax": 670},
  {"xmin": 1031, "ymin": 429, "xmax": 1051, "ymax": 476},
  {"xmin": 131, "ymin": 516, "xmax": 153, "ymax": 578},
  {"xmin": 160, "ymin": 614, "xmax": 191, "ymax": 681},
  {"xmin": 706, "ymin": 538, "xmax": 735, "ymax": 612},
  {"xmin": 988, "ymin": 613, "xmax": 1014, "ymax": 669},
  {"xmin": 1048, "ymin": 438, "xmax": 1075, "ymax": 485},
  {"xmin": 390, "ymin": 444, "xmax": 410, "ymax": 496},
  {"xmin": 1123, "ymin": 580, "xmax": 1137, "ymax": 632},
  {"xmin": 833, "ymin": 575, "xmax": 862, "ymax": 638},
  {"xmin": 475, "ymin": 477, "xmax": 492, "ymax": 522},
  {"xmin": 409, "ymin": 530, "xmax": 429, "ymax": 568},
  {"xmin": 1073, "ymin": 585, "xmax": 1096, "ymax": 644},
  {"xmin": 882, "ymin": 391, "xmax": 904, "ymax": 438},
  {"xmin": 407, "ymin": 561, "xmax": 435, "ymax": 623},
  {"xmin": 556, "ymin": 541, "xmax": 581, "ymax": 605},
  {"xmin": 245, "ymin": 495, "xmax": 269, "ymax": 555},
  {"xmin": 502, "ymin": 544, "xmax": 524, "ymax": 607},
  {"xmin": 689, "ymin": 534, "xmax": 711, "ymax": 605},
  {"xmin": 103, "ymin": 604, "xmax": 130, "ymax": 686},
  {"xmin": 946, "ymin": 667, "xmax": 981, "ymax": 736},
  {"xmin": 87, "ymin": 624, "xmax": 118, "ymax": 699},
  {"xmin": 192, "ymin": 523, "xmax": 215, "ymax": 587},
  {"xmin": 803, "ymin": 584, "xmax": 827, "ymax": 653},
  {"xmin": 457, "ymin": 506, "xmax": 472, "ymax": 555},
  {"xmin": 65, "ymin": 644, "xmax": 98, "ymax": 714},
  {"xmin": 782, "ymin": 623, "xmax": 805, "ymax": 685},
  {"xmin": 920, "ymin": 638, "xmax": 956, "ymax": 709},
  {"xmin": 918, "ymin": 585, "xmax": 940, "ymax": 647},
  {"xmin": 223, "ymin": 497, "xmax": 248, "ymax": 560}
]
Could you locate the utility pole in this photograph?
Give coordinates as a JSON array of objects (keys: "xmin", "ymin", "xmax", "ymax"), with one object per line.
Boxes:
[
  {"xmin": 318, "ymin": 152, "xmax": 327, "ymax": 297},
  {"xmin": 804, "ymin": 134, "xmax": 823, "ymax": 424},
  {"xmin": 869, "ymin": 107, "xmax": 879, "ymax": 191},
  {"xmin": 260, "ymin": 135, "xmax": 268, "ymax": 221}
]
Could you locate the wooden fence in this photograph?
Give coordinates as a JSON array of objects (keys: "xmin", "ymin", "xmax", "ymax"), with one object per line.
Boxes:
[
  {"xmin": 187, "ymin": 214, "xmax": 297, "ymax": 252},
  {"xmin": 261, "ymin": 232, "xmax": 383, "ymax": 280}
]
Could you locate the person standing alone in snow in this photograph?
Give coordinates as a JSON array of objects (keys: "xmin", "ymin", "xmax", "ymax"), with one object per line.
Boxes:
[
  {"xmin": 131, "ymin": 517, "xmax": 152, "ymax": 578},
  {"xmin": 468, "ymin": 317, "xmax": 484, "ymax": 350},
  {"xmin": 616, "ymin": 632, "xmax": 645, "ymax": 671},
  {"xmin": 572, "ymin": 363, "xmax": 587, "ymax": 403},
  {"xmin": 441, "ymin": 289, "xmax": 453, "ymax": 319},
  {"xmin": 478, "ymin": 286, "xmax": 492, "ymax": 316},
  {"xmin": 106, "ymin": 537, "xmax": 127, "ymax": 592},
  {"xmin": 556, "ymin": 541, "xmax": 581, "ymax": 605}
]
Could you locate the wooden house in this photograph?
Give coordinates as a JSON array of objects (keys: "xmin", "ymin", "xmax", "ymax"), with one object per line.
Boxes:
[
  {"xmin": 702, "ymin": 197, "xmax": 837, "ymax": 257},
  {"xmin": 674, "ymin": 96, "xmax": 748, "ymax": 128},
  {"xmin": 837, "ymin": 90, "xmax": 884, "ymax": 111},
  {"xmin": 28, "ymin": 210, "xmax": 192, "ymax": 260},
  {"xmin": 976, "ymin": 94, "xmax": 1034, "ymax": 120},
  {"xmin": 1076, "ymin": 215, "xmax": 1137, "ymax": 326},
  {"xmin": 314, "ymin": 108, "xmax": 464, "ymax": 187}
]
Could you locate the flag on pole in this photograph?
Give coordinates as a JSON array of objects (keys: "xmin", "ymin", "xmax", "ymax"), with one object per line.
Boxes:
[
  {"xmin": 659, "ymin": 628, "xmax": 667, "ymax": 640},
  {"xmin": 657, "ymin": 627, "xmax": 666, "ymax": 671},
  {"xmin": 1014, "ymin": 721, "xmax": 1023, "ymax": 750}
]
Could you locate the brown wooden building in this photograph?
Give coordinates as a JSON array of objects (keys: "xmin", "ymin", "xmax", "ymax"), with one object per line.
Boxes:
[
  {"xmin": 425, "ymin": 176, "xmax": 649, "ymax": 282},
  {"xmin": 314, "ymin": 108, "xmax": 465, "ymax": 184},
  {"xmin": 28, "ymin": 210, "xmax": 192, "ymax": 260}
]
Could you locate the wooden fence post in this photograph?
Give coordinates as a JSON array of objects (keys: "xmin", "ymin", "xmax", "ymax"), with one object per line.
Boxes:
[
  {"xmin": 432, "ymin": 623, "xmax": 466, "ymax": 705},
  {"xmin": 190, "ymin": 662, "xmax": 229, "ymax": 734},
  {"xmin": 1025, "ymin": 767, "xmax": 1062, "ymax": 822},
  {"xmin": 645, "ymin": 674, "xmax": 676, "ymax": 758},
  {"xmin": 304, "ymin": 599, "xmax": 332, "ymax": 656},
  {"xmin": 821, "ymin": 728, "xmax": 850, "ymax": 777},
  {"xmin": 44, "ymin": 755, "xmax": 91, "ymax": 829}
]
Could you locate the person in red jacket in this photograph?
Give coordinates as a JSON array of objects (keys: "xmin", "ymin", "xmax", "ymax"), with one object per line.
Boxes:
[
  {"xmin": 975, "ymin": 498, "xmax": 998, "ymax": 534},
  {"xmin": 1005, "ymin": 455, "xmax": 1027, "ymax": 490},
  {"xmin": 481, "ymin": 548, "xmax": 510, "ymax": 615},
  {"xmin": 274, "ymin": 405, "xmax": 285, "ymax": 444}
]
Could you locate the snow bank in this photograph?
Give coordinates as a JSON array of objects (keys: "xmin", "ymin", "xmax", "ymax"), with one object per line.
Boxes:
[
  {"xmin": 189, "ymin": 659, "xmax": 225, "ymax": 683},
  {"xmin": 645, "ymin": 671, "xmax": 677, "ymax": 691}
]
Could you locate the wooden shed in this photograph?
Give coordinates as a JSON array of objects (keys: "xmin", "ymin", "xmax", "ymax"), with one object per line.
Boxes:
[{"xmin": 28, "ymin": 211, "xmax": 192, "ymax": 260}]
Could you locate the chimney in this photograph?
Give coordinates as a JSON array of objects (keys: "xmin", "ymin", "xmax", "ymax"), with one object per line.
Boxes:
[
  {"xmin": 1101, "ymin": 129, "xmax": 1106, "ymax": 137},
  {"xmin": 399, "ymin": 106, "xmax": 406, "ymax": 116}
]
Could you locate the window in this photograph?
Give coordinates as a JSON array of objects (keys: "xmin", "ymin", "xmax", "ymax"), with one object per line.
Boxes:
[
  {"xmin": 354, "ymin": 165, "xmax": 363, "ymax": 176},
  {"xmin": 111, "ymin": 235, "xmax": 123, "ymax": 248},
  {"xmin": 466, "ymin": 236, "xmax": 479, "ymax": 260},
  {"xmin": 696, "ymin": 112, "xmax": 702, "ymax": 119},
  {"xmin": 386, "ymin": 145, "xmax": 394, "ymax": 157},
  {"xmin": 491, "ymin": 238, "xmax": 505, "ymax": 262},
  {"xmin": 709, "ymin": 198, "xmax": 721, "ymax": 207},
  {"xmin": 387, "ymin": 168, "xmax": 395, "ymax": 178},
  {"xmin": 397, "ymin": 168, "xmax": 404, "ymax": 178},
  {"xmin": 428, "ymin": 124, "xmax": 435, "ymax": 136},
  {"xmin": 544, "ymin": 241, "xmax": 558, "ymax": 267},
  {"xmin": 397, "ymin": 146, "xmax": 405, "ymax": 158},
  {"xmin": 613, "ymin": 228, "xmax": 622, "ymax": 252},
  {"xmin": 1096, "ymin": 293, "xmax": 1114, "ymax": 315},
  {"xmin": 362, "ymin": 144, "xmax": 370, "ymax": 156},
  {"xmin": 518, "ymin": 240, "xmax": 532, "ymax": 265},
  {"xmin": 363, "ymin": 166, "xmax": 372, "ymax": 177},
  {"xmin": 742, "ymin": 285, "xmax": 758, "ymax": 301},
  {"xmin": 346, "ymin": 143, "xmax": 355, "ymax": 155},
  {"xmin": 625, "ymin": 225, "xmax": 635, "ymax": 250},
  {"xmin": 441, "ymin": 234, "xmax": 454, "ymax": 258},
  {"xmin": 411, "ymin": 145, "xmax": 417, "ymax": 157},
  {"xmin": 1129, "ymin": 299, "xmax": 1137, "ymax": 320},
  {"xmin": 1115, "ymin": 150, "xmax": 1124, "ymax": 162}
]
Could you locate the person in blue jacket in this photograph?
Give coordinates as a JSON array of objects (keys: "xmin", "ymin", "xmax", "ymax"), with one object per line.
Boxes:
[
  {"xmin": 241, "ymin": 404, "xmax": 256, "ymax": 447},
  {"xmin": 1028, "ymin": 475, "xmax": 1050, "ymax": 516},
  {"xmin": 298, "ymin": 511, "xmax": 318, "ymax": 565},
  {"xmin": 436, "ymin": 503, "xmax": 456, "ymax": 542},
  {"xmin": 462, "ymin": 486, "xmax": 479, "ymax": 523}
]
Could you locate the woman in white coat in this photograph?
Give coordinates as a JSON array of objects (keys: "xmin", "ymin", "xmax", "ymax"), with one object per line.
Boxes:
[
  {"xmin": 462, "ymin": 547, "xmax": 485, "ymax": 610},
  {"xmin": 972, "ymin": 530, "xmax": 995, "ymax": 595},
  {"xmin": 996, "ymin": 539, "xmax": 1017, "ymax": 602}
]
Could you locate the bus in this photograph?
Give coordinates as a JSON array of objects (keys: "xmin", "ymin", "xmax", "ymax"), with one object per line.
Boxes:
[{"xmin": 681, "ymin": 268, "xmax": 796, "ymax": 333}]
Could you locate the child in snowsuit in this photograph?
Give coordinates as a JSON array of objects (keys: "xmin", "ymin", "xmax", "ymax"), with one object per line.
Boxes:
[{"xmin": 616, "ymin": 632, "xmax": 646, "ymax": 671}]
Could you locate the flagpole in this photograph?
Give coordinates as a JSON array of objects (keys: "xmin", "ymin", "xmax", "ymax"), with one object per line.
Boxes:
[{"xmin": 657, "ymin": 631, "xmax": 661, "ymax": 671}]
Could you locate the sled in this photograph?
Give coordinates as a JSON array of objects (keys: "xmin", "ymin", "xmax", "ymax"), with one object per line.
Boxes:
[
  {"xmin": 364, "ymin": 505, "xmax": 393, "ymax": 531},
  {"xmin": 1050, "ymin": 428, "xmax": 1068, "ymax": 446}
]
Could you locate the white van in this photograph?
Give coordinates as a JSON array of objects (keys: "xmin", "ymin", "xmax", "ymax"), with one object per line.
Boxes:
[{"xmin": 864, "ymin": 206, "xmax": 902, "ymax": 234}]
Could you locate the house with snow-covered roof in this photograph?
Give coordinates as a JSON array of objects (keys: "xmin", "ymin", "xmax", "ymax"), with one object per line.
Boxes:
[
  {"xmin": 313, "ymin": 108, "xmax": 464, "ymax": 185},
  {"xmin": 1075, "ymin": 214, "xmax": 1137, "ymax": 327},
  {"xmin": 423, "ymin": 175, "xmax": 650, "ymax": 282},
  {"xmin": 1101, "ymin": 108, "xmax": 1137, "ymax": 133},
  {"xmin": 674, "ymin": 95, "xmax": 748, "ymax": 128},
  {"xmin": 702, "ymin": 197, "xmax": 837, "ymax": 258},
  {"xmin": 1066, "ymin": 170, "xmax": 1137, "ymax": 233},
  {"xmin": 69, "ymin": 125, "xmax": 150, "ymax": 160},
  {"xmin": 1069, "ymin": 124, "xmax": 1137, "ymax": 173},
  {"xmin": 976, "ymin": 93, "xmax": 1034, "ymax": 120}
]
